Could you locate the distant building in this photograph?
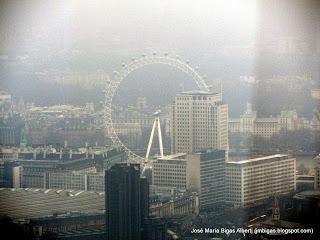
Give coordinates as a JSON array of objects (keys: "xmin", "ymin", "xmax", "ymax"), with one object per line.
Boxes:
[
  {"xmin": 0, "ymin": 115, "xmax": 24, "ymax": 146},
  {"xmin": 45, "ymin": 171, "xmax": 105, "ymax": 191},
  {"xmin": 278, "ymin": 110, "xmax": 300, "ymax": 131},
  {"xmin": 113, "ymin": 122, "xmax": 142, "ymax": 150},
  {"xmin": 296, "ymin": 175, "xmax": 315, "ymax": 192},
  {"xmin": 171, "ymin": 91, "xmax": 228, "ymax": 154},
  {"xmin": 112, "ymin": 105, "xmax": 155, "ymax": 150},
  {"xmin": 186, "ymin": 150, "xmax": 226, "ymax": 210},
  {"xmin": 293, "ymin": 190, "xmax": 320, "ymax": 223},
  {"xmin": 150, "ymin": 192, "xmax": 199, "ymax": 218},
  {"xmin": 311, "ymin": 89, "xmax": 320, "ymax": 100},
  {"xmin": 0, "ymin": 147, "xmax": 126, "ymax": 189},
  {"xmin": 314, "ymin": 156, "xmax": 320, "ymax": 190},
  {"xmin": 226, "ymin": 154, "xmax": 296, "ymax": 208},
  {"xmin": 0, "ymin": 161, "xmax": 22, "ymax": 188},
  {"xmin": 311, "ymin": 114, "xmax": 320, "ymax": 130},
  {"xmin": 27, "ymin": 212, "xmax": 105, "ymax": 239},
  {"xmin": 105, "ymin": 163, "xmax": 149, "ymax": 240},
  {"xmin": 24, "ymin": 104, "xmax": 106, "ymax": 147},
  {"xmin": 229, "ymin": 104, "xmax": 305, "ymax": 138},
  {"xmin": 0, "ymin": 188, "xmax": 105, "ymax": 220},
  {"xmin": 0, "ymin": 90, "xmax": 12, "ymax": 118},
  {"xmin": 136, "ymin": 96, "xmax": 147, "ymax": 112},
  {"xmin": 142, "ymin": 218, "xmax": 168, "ymax": 240}
]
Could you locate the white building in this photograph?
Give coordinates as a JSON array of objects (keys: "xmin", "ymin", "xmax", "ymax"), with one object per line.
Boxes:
[
  {"xmin": 171, "ymin": 91, "xmax": 228, "ymax": 154},
  {"xmin": 226, "ymin": 154, "xmax": 296, "ymax": 208}
]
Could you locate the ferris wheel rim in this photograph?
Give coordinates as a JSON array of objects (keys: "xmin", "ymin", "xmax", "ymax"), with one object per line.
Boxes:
[{"xmin": 104, "ymin": 54, "xmax": 209, "ymax": 163}]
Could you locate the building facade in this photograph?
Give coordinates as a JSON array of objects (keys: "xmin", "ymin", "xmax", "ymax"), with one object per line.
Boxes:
[
  {"xmin": 186, "ymin": 150, "xmax": 226, "ymax": 210},
  {"xmin": 0, "ymin": 161, "xmax": 23, "ymax": 188},
  {"xmin": 152, "ymin": 153, "xmax": 187, "ymax": 192},
  {"xmin": 171, "ymin": 91, "xmax": 228, "ymax": 154},
  {"xmin": 45, "ymin": 171, "xmax": 105, "ymax": 192},
  {"xmin": 226, "ymin": 154, "xmax": 296, "ymax": 208},
  {"xmin": 105, "ymin": 163, "xmax": 149, "ymax": 240},
  {"xmin": 0, "ymin": 115, "xmax": 24, "ymax": 146},
  {"xmin": 150, "ymin": 192, "xmax": 199, "ymax": 218},
  {"xmin": 314, "ymin": 156, "xmax": 320, "ymax": 190},
  {"xmin": 229, "ymin": 104, "xmax": 305, "ymax": 138},
  {"xmin": 0, "ymin": 147, "xmax": 126, "ymax": 189}
]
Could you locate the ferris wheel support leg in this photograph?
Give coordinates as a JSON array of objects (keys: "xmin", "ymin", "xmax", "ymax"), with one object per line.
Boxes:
[
  {"xmin": 157, "ymin": 116, "xmax": 164, "ymax": 158},
  {"xmin": 146, "ymin": 118, "xmax": 157, "ymax": 160}
]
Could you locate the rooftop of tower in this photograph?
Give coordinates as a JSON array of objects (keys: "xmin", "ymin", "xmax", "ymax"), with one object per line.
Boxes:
[{"xmin": 179, "ymin": 90, "xmax": 220, "ymax": 96}]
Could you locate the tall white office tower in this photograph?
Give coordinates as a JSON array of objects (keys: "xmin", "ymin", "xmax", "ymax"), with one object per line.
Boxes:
[{"xmin": 170, "ymin": 91, "xmax": 228, "ymax": 154}]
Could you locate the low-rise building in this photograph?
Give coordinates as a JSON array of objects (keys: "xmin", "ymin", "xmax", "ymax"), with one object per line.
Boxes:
[
  {"xmin": 226, "ymin": 154, "xmax": 296, "ymax": 208},
  {"xmin": 0, "ymin": 188, "xmax": 105, "ymax": 220},
  {"xmin": 45, "ymin": 171, "xmax": 104, "ymax": 191},
  {"xmin": 150, "ymin": 192, "xmax": 199, "ymax": 218},
  {"xmin": 0, "ymin": 147, "xmax": 126, "ymax": 189},
  {"xmin": 296, "ymin": 175, "xmax": 315, "ymax": 192},
  {"xmin": 152, "ymin": 153, "xmax": 187, "ymax": 192}
]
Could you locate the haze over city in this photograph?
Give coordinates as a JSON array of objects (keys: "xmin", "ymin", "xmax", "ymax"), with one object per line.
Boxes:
[{"xmin": 0, "ymin": 0, "xmax": 320, "ymax": 239}]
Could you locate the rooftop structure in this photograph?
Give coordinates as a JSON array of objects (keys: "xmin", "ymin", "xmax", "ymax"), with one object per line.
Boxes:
[
  {"xmin": 0, "ymin": 188, "xmax": 105, "ymax": 220},
  {"xmin": 179, "ymin": 90, "xmax": 219, "ymax": 96},
  {"xmin": 227, "ymin": 154, "xmax": 289, "ymax": 165}
]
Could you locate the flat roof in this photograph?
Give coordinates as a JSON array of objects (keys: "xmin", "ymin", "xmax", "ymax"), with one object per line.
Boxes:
[
  {"xmin": 229, "ymin": 118, "xmax": 240, "ymax": 122},
  {"xmin": 294, "ymin": 190, "xmax": 320, "ymax": 200},
  {"xmin": 0, "ymin": 188, "xmax": 105, "ymax": 220},
  {"xmin": 179, "ymin": 90, "xmax": 217, "ymax": 96},
  {"xmin": 158, "ymin": 153, "xmax": 186, "ymax": 160},
  {"xmin": 227, "ymin": 154, "xmax": 290, "ymax": 165}
]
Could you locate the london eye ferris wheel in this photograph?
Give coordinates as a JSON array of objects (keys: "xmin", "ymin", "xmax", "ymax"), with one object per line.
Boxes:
[{"xmin": 104, "ymin": 53, "xmax": 209, "ymax": 163}]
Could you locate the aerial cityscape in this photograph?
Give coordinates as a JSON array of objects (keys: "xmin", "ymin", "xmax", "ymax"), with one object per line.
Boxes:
[{"xmin": 0, "ymin": 0, "xmax": 320, "ymax": 239}]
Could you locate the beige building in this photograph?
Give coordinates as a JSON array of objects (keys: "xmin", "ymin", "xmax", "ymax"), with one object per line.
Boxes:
[
  {"xmin": 171, "ymin": 91, "xmax": 228, "ymax": 154},
  {"xmin": 229, "ymin": 104, "xmax": 304, "ymax": 138},
  {"xmin": 226, "ymin": 154, "xmax": 296, "ymax": 208},
  {"xmin": 151, "ymin": 153, "xmax": 187, "ymax": 192},
  {"xmin": 186, "ymin": 150, "xmax": 226, "ymax": 210}
]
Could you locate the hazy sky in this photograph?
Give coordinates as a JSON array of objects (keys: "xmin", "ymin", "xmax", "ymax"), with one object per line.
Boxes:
[
  {"xmin": 1, "ymin": 0, "xmax": 318, "ymax": 117},
  {"xmin": 0, "ymin": 0, "xmax": 257, "ymax": 58}
]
